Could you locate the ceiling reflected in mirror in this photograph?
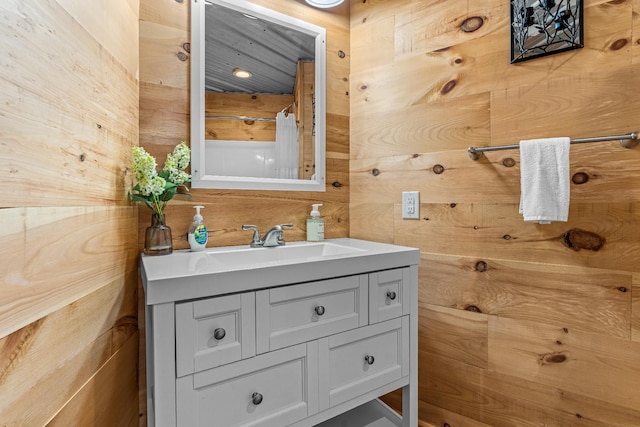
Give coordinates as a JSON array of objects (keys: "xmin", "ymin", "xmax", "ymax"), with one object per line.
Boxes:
[{"xmin": 204, "ymin": 3, "xmax": 316, "ymax": 95}]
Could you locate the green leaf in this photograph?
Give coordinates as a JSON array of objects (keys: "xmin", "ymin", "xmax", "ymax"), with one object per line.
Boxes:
[
  {"xmin": 159, "ymin": 187, "xmax": 177, "ymax": 202},
  {"xmin": 130, "ymin": 193, "xmax": 151, "ymax": 203}
]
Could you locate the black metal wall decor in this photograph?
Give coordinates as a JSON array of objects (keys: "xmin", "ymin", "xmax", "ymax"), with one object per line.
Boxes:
[{"xmin": 510, "ymin": 0, "xmax": 583, "ymax": 63}]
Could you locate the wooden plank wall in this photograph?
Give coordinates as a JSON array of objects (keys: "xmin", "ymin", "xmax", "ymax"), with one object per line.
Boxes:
[
  {"xmin": 351, "ymin": 0, "xmax": 640, "ymax": 426},
  {"xmin": 0, "ymin": 0, "xmax": 140, "ymax": 425},
  {"xmin": 204, "ymin": 92, "xmax": 292, "ymax": 141},
  {"xmin": 138, "ymin": 0, "xmax": 349, "ymax": 423}
]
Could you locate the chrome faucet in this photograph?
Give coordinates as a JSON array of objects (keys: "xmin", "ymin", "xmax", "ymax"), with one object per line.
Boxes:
[{"xmin": 242, "ymin": 224, "xmax": 293, "ymax": 248}]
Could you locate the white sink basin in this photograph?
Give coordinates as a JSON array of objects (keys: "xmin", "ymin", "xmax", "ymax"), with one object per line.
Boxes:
[
  {"xmin": 140, "ymin": 238, "xmax": 420, "ymax": 305},
  {"xmin": 205, "ymin": 241, "xmax": 366, "ymax": 267}
]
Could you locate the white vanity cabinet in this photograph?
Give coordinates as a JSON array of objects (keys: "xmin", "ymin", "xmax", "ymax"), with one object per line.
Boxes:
[{"xmin": 141, "ymin": 238, "xmax": 419, "ymax": 427}]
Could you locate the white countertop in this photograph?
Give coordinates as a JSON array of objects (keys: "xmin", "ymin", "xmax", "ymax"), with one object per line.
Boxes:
[{"xmin": 140, "ymin": 238, "xmax": 420, "ymax": 305}]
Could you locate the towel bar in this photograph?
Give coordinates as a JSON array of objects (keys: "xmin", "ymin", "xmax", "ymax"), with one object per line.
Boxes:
[{"xmin": 468, "ymin": 132, "xmax": 638, "ymax": 160}]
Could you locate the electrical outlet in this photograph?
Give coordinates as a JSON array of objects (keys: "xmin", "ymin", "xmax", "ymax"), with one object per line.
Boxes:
[{"xmin": 402, "ymin": 191, "xmax": 420, "ymax": 219}]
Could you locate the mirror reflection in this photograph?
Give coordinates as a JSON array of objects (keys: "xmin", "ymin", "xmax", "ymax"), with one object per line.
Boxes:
[{"xmin": 191, "ymin": 0, "xmax": 326, "ymax": 191}]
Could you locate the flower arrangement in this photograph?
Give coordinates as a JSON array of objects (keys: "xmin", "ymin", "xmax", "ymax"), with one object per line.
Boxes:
[{"xmin": 129, "ymin": 142, "xmax": 191, "ymax": 222}]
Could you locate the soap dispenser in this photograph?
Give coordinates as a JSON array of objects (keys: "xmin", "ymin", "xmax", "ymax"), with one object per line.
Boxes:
[
  {"xmin": 188, "ymin": 205, "xmax": 208, "ymax": 251},
  {"xmin": 306, "ymin": 204, "xmax": 324, "ymax": 242}
]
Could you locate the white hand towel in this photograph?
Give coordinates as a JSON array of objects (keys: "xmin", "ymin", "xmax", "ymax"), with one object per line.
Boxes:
[{"xmin": 518, "ymin": 137, "xmax": 570, "ymax": 224}]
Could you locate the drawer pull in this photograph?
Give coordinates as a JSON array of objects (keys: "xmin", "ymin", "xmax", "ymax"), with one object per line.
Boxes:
[
  {"xmin": 364, "ymin": 355, "xmax": 375, "ymax": 365},
  {"xmin": 387, "ymin": 290, "xmax": 397, "ymax": 300},
  {"xmin": 213, "ymin": 328, "xmax": 226, "ymax": 341},
  {"xmin": 314, "ymin": 305, "xmax": 326, "ymax": 316},
  {"xmin": 251, "ymin": 392, "xmax": 263, "ymax": 405}
]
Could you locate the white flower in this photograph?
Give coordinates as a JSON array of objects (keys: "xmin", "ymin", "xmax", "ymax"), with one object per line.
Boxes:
[{"xmin": 130, "ymin": 142, "xmax": 192, "ymax": 215}]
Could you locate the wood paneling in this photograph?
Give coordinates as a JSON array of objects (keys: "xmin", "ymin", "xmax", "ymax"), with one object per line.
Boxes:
[
  {"xmin": 0, "ymin": 0, "xmax": 139, "ymax": 424},
  {"xmin": 351, "ymin": 0, "xmax": 640, "ymax": 425}
]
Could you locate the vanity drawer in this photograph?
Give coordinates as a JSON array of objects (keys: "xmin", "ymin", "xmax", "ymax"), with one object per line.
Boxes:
[
  {"xmin": 175, "ymin": 292, "xmax": 255, "ymax": 377},
  {"xmin": 318, "ymin": 316, "xmax": 409, "ymax": 410},
  {"xmin": 176, "ymin": 343, "xmax": 317, "ymax": 427},
  {"xmin": 369, "ymin": 268, "xmax": 410, "ymax": 324},
  {"xmin": 256, "ymin": 275, "xmax": 368, "ymax": 353}
]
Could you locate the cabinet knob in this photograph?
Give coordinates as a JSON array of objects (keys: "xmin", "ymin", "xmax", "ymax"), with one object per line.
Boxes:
[
  {"xmin": 364, "ymin": 355, "xmax": 375, "ymax": 365},
  {"xmin": 213, "ymin": 328, "xmax": 226, "ymax": 340},
  {"xmin": 251, "ymin": 392, "xmax": 263, "ymax": 405},
  {"xmin": 387, "ymin": 290, "xmax": 397, "ymax": 300},
  {"xmin": 314, "ymin": 305, "xmax": 325, "ymax": 316}
]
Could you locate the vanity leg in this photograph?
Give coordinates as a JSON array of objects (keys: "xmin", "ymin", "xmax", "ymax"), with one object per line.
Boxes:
[
  {"xmin": 402, "ymin": 264, "xmax": 419, "ymax": 427},
  {"xmin": 148, "ymin": 302, "xmax": 177, "ymax": 427}
]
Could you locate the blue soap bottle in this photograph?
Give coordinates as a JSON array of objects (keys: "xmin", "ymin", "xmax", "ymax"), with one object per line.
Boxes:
[{"xmin": 188, "ymin": 205, "xmax": 208, "ymax": 251}]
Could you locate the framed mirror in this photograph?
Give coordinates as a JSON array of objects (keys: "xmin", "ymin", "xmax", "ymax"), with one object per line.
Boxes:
[
  {"xmin": 510, "ymin": 0, "xmax": 583, "ymax": 63},
  {"xmin": 191, "ymin": 0, "xmax": 327, "ymax": 191}
]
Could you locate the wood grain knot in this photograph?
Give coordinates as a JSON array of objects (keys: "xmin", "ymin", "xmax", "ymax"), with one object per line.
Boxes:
[
  {"xmin": 572, "ymin": 172, "xmax": 589, "ymax": 184},
  {"xmin": 432, "ymin": 164, "xmax": 445, "ymax": 174},
  {"xmin": 96, "ymin": 123, "xmax": 102, "ymax": 129},
  {"xmin": 542, "ymin": 352, "xmax": 567, "ymax": 364},
  {"xmin": 243, "ymin": 120, "xmax": 255, "ymax": 125},
  {"xmin": 563, "ymin": 327, "xmax": 569, "ymax": 333},
  {"xmin": 175, "ymin": 0, "xmax": 183, "ymax": 3},
  {"xmin": 503, "ymin": 234, "xmax": 511, "ymax": 240},
  {"xmin": 371, "ymin": 168, "xmax": 380, "ymax": 176},
  {"xmin": 338, "ymin": 50, "xmax": 346, "ymax": 58},
  {"xmin": 412, "ymin": 153, "xmax": 420, "ymax": 158},
  {"xmin": 441, "ymin": 79, "xmax": 457, "ymax": 95},
  {"xmin": 454, "ymin": 58, "xmax": 463, "ymax": 64},
  {"xmin": 474, "ymin": 261, "xmax": 488, "ymax": 272},
  {"xmin": 460, "ymin": 16, "xmax": 484, "ymax": 33},
  {"xmin": 450, "ymin": 203, "xmax": 457, "ymax": 208},
  {"xmin": 252, "ymin": 95, "xmax": 257, "ymax": 99},
  {"xmin": 502, "ymin": 158, "xmax": 516, "ymax": 168},
  {"xmin": 563, "ymin": 228, "xmax": 605, "ymax": 251},
  {"xmin": 617, "ymin": 286, "xmax": 628, "ymax": 293},
  {"xmin": 360, "ymin": 84, "xmax": 368, "ymax": 90},
  {"xmin": 444, "ymin": 424, "xmax": 451, "ymax": 427},
  {"xmin": 576, "ymin": 414, "xmax": 583, "ymax": 419},
  {"xmin": 79, "ymin": 154, "xmax": 86, "ymax": 162},
  {"xmin": 177, "ymin": 51, "xmax": 188, "ymax": 61},
  {"xmin": 332, "ymin": 181, "xmax": 342, "ymax": 188},
  {"xmin": 464, "ymin": 305, "xmax": 482, "ymax": 313},
  {"xmin": 182, "ymin": 42, "xmax": 190, "ymax": 53},
  {"xmin": 610, "ymin": 38, "xmax": 628, "ymax": 51}
]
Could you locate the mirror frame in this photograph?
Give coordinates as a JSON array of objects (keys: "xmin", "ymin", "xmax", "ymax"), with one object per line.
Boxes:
[{"xmin": 190, "ymin": 0, "xmax": 327, "ymax": 191}]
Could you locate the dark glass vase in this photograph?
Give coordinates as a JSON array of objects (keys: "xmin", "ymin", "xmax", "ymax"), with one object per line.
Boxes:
[{"xmin": 144, "ymin": 213, "xmax": 173, "ymax": 256}]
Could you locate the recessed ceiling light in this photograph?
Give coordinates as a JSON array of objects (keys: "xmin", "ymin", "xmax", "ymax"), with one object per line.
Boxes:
[
  {"xmin": 233, "ymin": 68, "xmax": 252, "ymax": 79},
  {"xmin": 305, "ymin": 0, "xmax": 345, "ymax": 8}
]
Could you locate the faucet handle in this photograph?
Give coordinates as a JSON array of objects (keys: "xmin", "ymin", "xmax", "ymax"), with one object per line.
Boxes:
[
  {"xmin": 242, "ymin": 224, "xmax": 263, "ymax": 247},
  {"xmin": 279, "ymin": 223, "xmax": 293, "ymax": 229}
]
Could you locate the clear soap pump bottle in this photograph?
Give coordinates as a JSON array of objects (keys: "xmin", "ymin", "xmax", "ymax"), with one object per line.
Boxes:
[
  {"xmin": 188, "ymin": 205, "xmax": 208, "ymax": 251},
  {"xmin": 306, "ymin": 204, "xmax": 324, "ymax": 242}
]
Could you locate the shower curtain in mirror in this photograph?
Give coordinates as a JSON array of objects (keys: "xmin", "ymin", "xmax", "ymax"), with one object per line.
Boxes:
[{"xmin": 275, "ymin": 111, "xmax": 299, "ymax": 179}]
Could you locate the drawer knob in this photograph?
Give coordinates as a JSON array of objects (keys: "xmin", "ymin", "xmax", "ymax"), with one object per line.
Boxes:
[
  {"xmin": 251, "ymin": 392, "xmax": 263, "ymax": 405},
  {"xmin": 314, "ymin": 305, "xmax": 326, "ymax": 316},
  {"xmin": 213, "ymin": 328, "xmax": 226, "ymax": 340},
  {"xmin": 387, "ymin": 290, "xmax": 397, "ymax": 300},
  {"xmin": 364, "ymin": 355, "xmax": 375, "ymax": 365}
]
